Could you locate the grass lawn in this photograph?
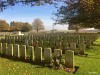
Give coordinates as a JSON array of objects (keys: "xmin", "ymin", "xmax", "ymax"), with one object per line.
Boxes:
[{"xmin": 0, "ymin": 38, "xmax": 100, "ymax": 75}]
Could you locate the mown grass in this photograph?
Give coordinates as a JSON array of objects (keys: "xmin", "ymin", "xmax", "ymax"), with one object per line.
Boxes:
[
  {"xmin": 93, "ymin": 38, "xmax": 100, "ymax": 45},
  {"xmin": 0, "ymin": 38, "xmax": 100, "ymax": 75}
]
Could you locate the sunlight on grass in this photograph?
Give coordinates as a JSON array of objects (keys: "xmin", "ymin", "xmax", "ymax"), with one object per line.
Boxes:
[
  {"xmin": 93, "ymin": 38, "xmax": 100, "ymax": 45},
  {"xmin": 0, "ymin": 38, "xmax": 100, "ymax": 75}
]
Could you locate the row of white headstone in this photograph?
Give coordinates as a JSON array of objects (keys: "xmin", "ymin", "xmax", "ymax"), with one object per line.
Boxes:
[{"xmin": 0, "ymin": 43, "xmax": 74, "ymax": 69}]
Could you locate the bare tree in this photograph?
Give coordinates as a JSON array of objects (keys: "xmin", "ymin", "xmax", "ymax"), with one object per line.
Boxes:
[{"xmin": 32, "ymin": 18, "xmax": 45, "ymax": 33}]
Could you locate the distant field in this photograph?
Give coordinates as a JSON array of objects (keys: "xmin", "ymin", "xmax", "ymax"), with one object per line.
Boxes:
[{"xmin": 0, "ymin": 38, "xmax": 100, "ymax": 75}]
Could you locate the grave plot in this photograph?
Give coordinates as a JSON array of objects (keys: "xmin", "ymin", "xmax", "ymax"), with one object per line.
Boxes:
[
  {"xmin": 20, "ymin": 45, "xmax": 26, "ymax": 59},
  {"xmin": 55, "ymin": 41, "xmax": 63, "ymax": 50},
  {"xmin": 78, "ymin": 43, "xmax": 86, "ymax": 55},
  {"xmin": 49, "ymin": 41, "xmax": 55, "ymax": 52},
  {"xmin": 70, "ymin": 43, "xmax": 76, "ymax": 52},
  {"xmin": 0, "ymin": 43, "xmax": 2, "ymax": 54},
  {"xmin": 44, "ymin": 48, "xmax": 52, "ymax": 66},
  {"xmin": 34, "ymin": 47, "xmax": 43, "ymax": 63},
  {"xmin": 7, "ymin": 44, "xmax": 13, "ymax": 56},
  {"xmin": 13, "ymin": 44, "xmax": 20, "ymax": 58},
  {"xmin": 2, "ymin": 43, "xmax": 7, "ymax": 55},
  {"xmin": 38, "ymin": 40, "xmax": 43, "ymax": 47},
  {"xmin": 54, "ymin": 49, "xmax": 62, "ymax": 58},
  {"xmin": 43, "ymin": 41, "xmax": 50, "ymax": 48},
  {"xmin": 27, "ymin": 46, "xmax": 34, "ymax": 61},
  {"xmin": 65, "ymin": 50, "xmax": 75, "ymax": 72}
]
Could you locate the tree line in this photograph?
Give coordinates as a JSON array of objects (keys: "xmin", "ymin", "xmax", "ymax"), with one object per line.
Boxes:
[{"xmin": 0, "ymin": 18, "xmax": 45, "ymax": 32}]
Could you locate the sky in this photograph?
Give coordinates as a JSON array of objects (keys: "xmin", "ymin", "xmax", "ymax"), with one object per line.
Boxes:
[{"xmin": 0, "ymin": 3, "xmax": 68, "ymax": 30}]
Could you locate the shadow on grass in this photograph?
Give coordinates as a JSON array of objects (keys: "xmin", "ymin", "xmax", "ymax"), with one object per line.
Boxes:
[
  {"xmin": 73, "ymin": 66, "xmax": 80, "ymax": 74},
  {"xmin": 0, "ymin": 54, "xmax": 44, "ymax": 67},
  {"xmin": 0, "ymin": 54, "xmax": 80, "ymax": 74}
]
